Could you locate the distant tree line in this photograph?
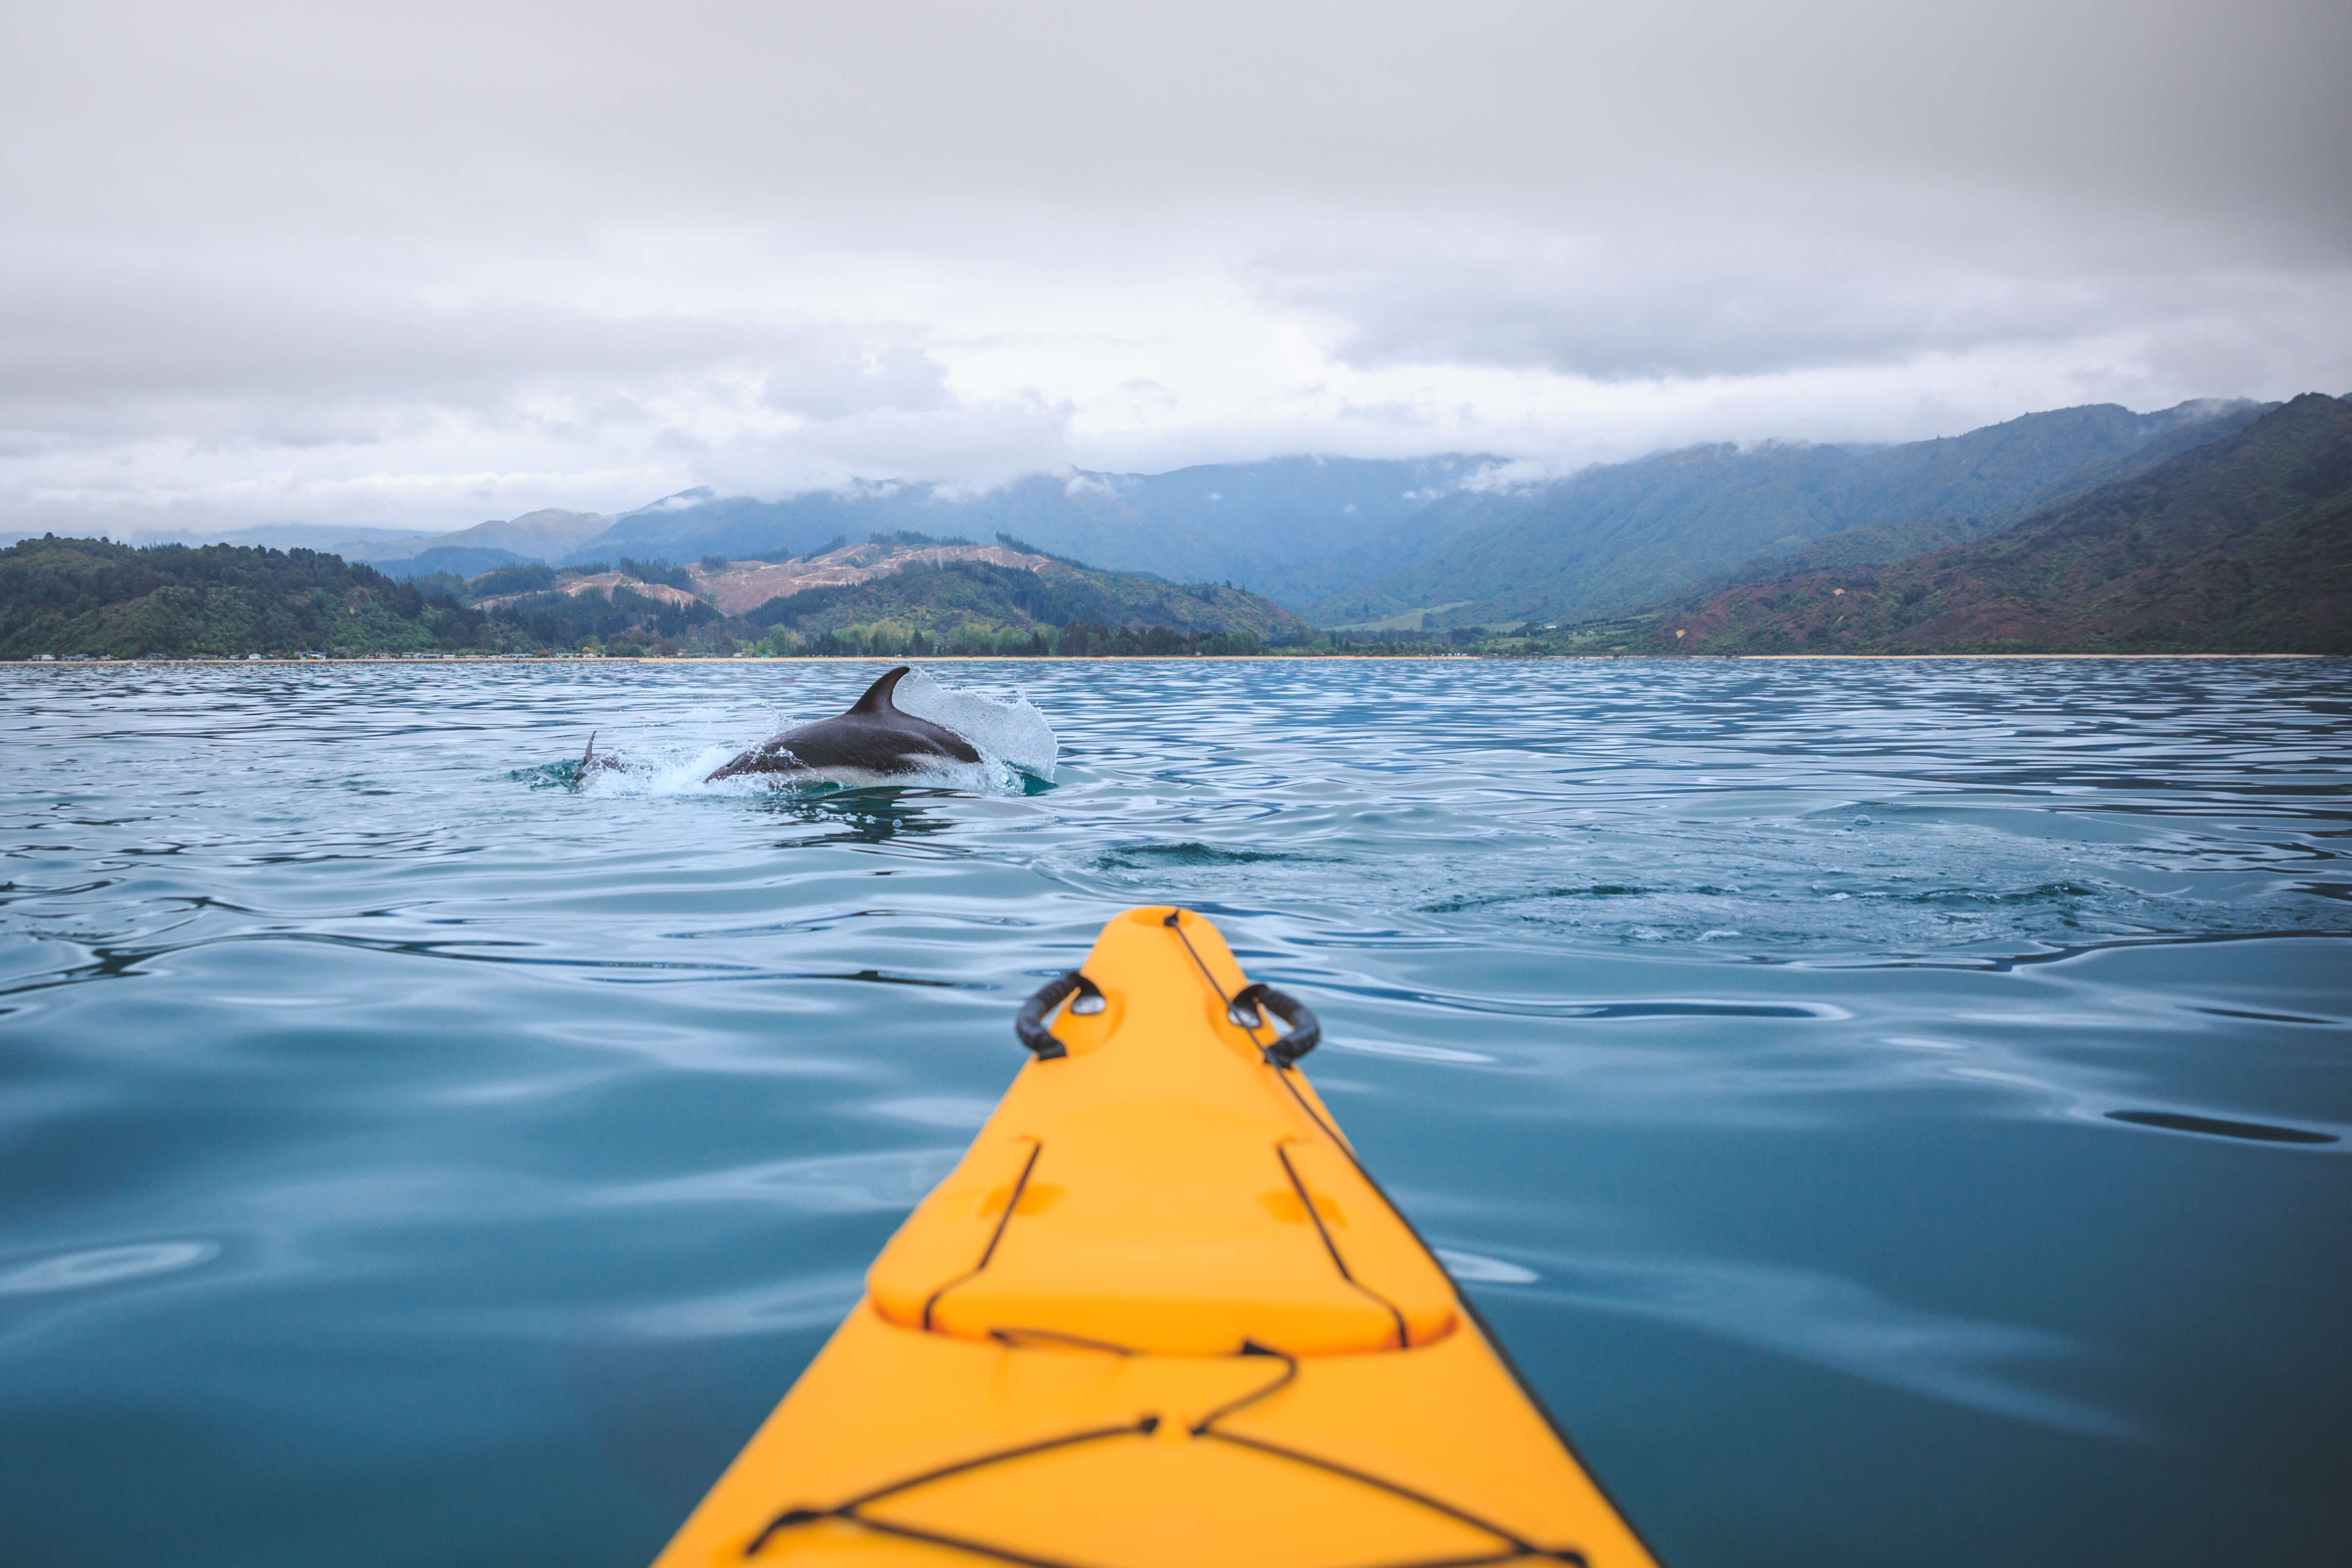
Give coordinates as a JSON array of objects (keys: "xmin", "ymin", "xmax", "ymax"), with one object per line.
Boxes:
[
  {"xmin": 5, "ymin": 534, "xmax": 1535, "ymax": 661},
  {"xmin": 614, "ymin": 556, "xmax": 693, "ymax": 590}
]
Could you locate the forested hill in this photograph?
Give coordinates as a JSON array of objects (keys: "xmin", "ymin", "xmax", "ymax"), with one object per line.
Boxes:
[
  {"xmin": 1309, "ymin": 399, "xmax": 2270, "ymax": 628},
  {"xmin": 0, "ymin": 536, "xmax": 473, "ymax": 658},
  {"xmin": 0, "ymin": 532, "xmax": 1310, "ymax": 659},
  {"xmin": 727, "ymin": 538, "xmax": 1306, "ymax": 644},
  {"xmin": 1632, "ymin": 395, "xmax": 2352, "ymax": 655}
]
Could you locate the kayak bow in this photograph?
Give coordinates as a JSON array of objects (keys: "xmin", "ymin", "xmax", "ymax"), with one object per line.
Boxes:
[{"xmin": 654, "ymin": 906, "xmax": 1659, "ymax": 1568}]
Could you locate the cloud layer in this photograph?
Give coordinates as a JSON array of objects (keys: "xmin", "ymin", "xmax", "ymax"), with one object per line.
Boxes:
[{"xmin": 2, "ymin": 0, "xmax": 2346, "ymax": 537}]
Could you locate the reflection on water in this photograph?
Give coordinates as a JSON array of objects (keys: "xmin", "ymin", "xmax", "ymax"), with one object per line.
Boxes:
[
  {"xmin": 1, "ymin": 657, "xmax": 2347, "ymax": 1568},
  {"xmin": 756, "ymin": 788, "xmax": 964, "ymax": 848}
]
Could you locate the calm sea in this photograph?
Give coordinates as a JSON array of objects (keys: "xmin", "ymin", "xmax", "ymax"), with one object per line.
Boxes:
[{"xmin": 3, "ymin": 658, "xmax": 2346, "ymax": 1567}]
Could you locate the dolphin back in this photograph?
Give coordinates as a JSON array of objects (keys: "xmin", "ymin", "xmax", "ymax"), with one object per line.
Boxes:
[{"xmin": 704, "ymin": 665, "xmax": 979, "ymax": 782}]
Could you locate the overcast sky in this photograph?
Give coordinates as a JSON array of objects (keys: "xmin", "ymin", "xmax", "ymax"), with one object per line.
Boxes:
[{"xmin": 4, "ymin": 0, "xmax": 2347, "ymax": 537}]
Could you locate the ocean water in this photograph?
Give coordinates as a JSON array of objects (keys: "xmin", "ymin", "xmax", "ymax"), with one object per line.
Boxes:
[{"xmin": 2, "ymin": 657, "xmax": 2346, "ymax": 1568}]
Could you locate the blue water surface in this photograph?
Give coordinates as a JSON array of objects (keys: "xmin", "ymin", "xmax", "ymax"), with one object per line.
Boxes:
[{"xmin": 2, "ymin": 658, "xmax": 2347, "ymax": 1567}]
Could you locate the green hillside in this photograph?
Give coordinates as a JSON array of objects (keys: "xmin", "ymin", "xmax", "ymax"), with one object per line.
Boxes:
[
  {"xmin": 1633, "ymin": 395, "xmax": 2352, "ymax": 655},
  {"xmin": 1, "ymin": 532, "xmax": 1312, "ymax": 659},
  {"xmin": 1311, "ymin": 400, "xmax": 2267, "ymax": 628},
  {"xmin": 742, "ymin": 554, "xmax": 1308, "ymax": 648},
  {"xmin": 1700, "ymin": 516, "xmax": 1994, "ymax": 585},
  {"xmin": 0, "ymin": 536, "xmax": 483, "ymax": 658}
]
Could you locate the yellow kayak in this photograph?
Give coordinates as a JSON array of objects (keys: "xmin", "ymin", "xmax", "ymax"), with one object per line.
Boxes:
[{"xmin": 654, "ymin": 907, "xmax": 1660, "ymax": 1568}]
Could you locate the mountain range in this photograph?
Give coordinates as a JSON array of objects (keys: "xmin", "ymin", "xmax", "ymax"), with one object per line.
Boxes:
[
  {"xmin": 333, "ymin": 397, "xmax": 2283, "ymax": 635},
  {"xmin": 1628, "ymin": 394, "xmax": 2352, "ymax": 655},
  {"xmin": 1307, "ymin": 399, "xmax": 2274, "ymax": 628},
  {"xmin": 10, "ymin": 392, "xmax": 2341, "ymax": 658},
  {"xmin": 343, "ymin": 455, "xmax": 1501, "ymax": 596}
]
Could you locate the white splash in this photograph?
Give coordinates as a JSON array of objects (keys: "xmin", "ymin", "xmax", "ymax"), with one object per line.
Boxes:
[
  {"xmin": 576, "ymin": 742, "xmax": 749, "ymax": 796},
  {"xmin": 893, "ymin": 666, "xmax": 1059, "ymax": 781}
]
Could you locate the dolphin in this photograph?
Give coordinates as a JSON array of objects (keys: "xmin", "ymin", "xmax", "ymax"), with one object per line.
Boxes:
[
  {"xmin": 705, "ymin": 665, "xmax": 982, "ymax": 784},
  {"xmin": 573, "ymin": 728, "xmax": 623, "ymax": 784}
]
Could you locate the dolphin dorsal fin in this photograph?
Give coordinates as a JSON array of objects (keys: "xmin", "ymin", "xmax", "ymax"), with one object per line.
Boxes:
[{"xmin": 847, "ymin": 665, "xmax": 912, "ymax": 716}]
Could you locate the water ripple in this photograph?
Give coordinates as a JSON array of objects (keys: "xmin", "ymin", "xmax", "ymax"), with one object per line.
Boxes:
[
  {"xmin": 1, "ymin": 657, "xmax": 2347, "ymax": 1568},
  {"xmin": 0, "ymin": 1240, "xmax": 222, "ymax": 1297}
]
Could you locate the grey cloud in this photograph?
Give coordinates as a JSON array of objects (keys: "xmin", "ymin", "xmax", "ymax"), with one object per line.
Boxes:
[
  {"xmin": 7, "ymin": 2, "xmax": 2346, "ymax": 245},
  {"xmin": 1260, "ymin": 227, "xmax": 2352, "ymax": 381},
  {"xmin": 0, "ymin": 254, "xmax": 948, "ymax": 440},
  {"xmin": 760, "ymin": 345, "xmax": 951, "ymax": 421},
  {"xmin": 702, "ymin": 400, "xmax": 1076, "ymax": 500},
  {"xmin": 1, "ymin": 0, "xmax": 2347, "ymax": 531}
]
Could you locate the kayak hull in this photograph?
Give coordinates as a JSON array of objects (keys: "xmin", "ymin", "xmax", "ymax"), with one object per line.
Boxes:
[{"xmin": 653, "ymin": 908, "xmax": 1658, "ymax": 1568}]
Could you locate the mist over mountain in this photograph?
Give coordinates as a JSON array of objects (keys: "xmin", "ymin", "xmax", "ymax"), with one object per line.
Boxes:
[{"xmin": 1309, "ymin": 399, "xmax": 2271, "ymax": 627}]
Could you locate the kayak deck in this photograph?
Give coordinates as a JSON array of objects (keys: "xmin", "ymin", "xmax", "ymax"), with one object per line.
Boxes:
[{"xmin": 652, "ymin": 907, "xmax": 1658, "ymax": 1568}]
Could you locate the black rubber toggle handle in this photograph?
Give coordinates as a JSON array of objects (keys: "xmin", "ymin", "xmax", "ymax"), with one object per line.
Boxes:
[
  {"xmin": 1015, "ymin": 971, "xmax": 1104, "ymax": 1060},
  {"xmin": 1231, "ymin": 982, "xmax": 1320, "ymax": 1067}
]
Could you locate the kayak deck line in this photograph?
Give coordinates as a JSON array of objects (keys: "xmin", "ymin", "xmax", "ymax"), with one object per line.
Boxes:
[
  {"xmin": 653, "ymin": 907, "xmax": 1662, "ymax": 1568},
  {"xmin": 1271, "ymin": 1139, "xmax": 1414, "ymax": 1350},
  {"xmin": 920, "ymin": 1139, "xmax": 1044, "ymax": 1333},
  {"xmin": 740, "ymin": 1412, "xmax": 1163, "ymax": 1561},
  {"xmin": 740, "ymin": 1338, "xmax": 1588, "ymax": 1567}
]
